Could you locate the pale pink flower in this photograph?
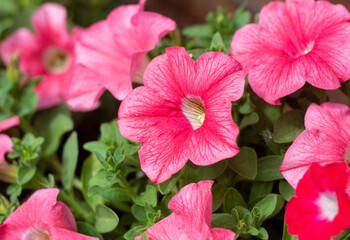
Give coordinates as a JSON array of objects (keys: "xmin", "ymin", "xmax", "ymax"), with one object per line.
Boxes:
[
  {"xmin": 0, "ymin": 116, "xmax": 19, "ymax": 162},
  {"xmin": 118, "ymin": 47, "xmax": 246, "ymax": 183},
  {"xmin": 0, "ymin": 3, "xmax": 79, "ymax": 110},
  {"xmin": 280, "ymin": 102, "xmax": 350, "ymax": 192},
  {"xmin": 230, "ymin": 0, "xmax": 350, "ymax": 105},
  {"xmin": 135, "ymin": 181, "xmax": 235, "ymax": 240},
  {"xmin": 285, "ymin": 162, "xmax": 350, "ymax": 240},
  {"xmin": 66, "ymin": 0, "xmax": 176, "ymax": 111},
  {"xmin": 0, "ymin": 188, "xmax": 98, "ymax": 240}
]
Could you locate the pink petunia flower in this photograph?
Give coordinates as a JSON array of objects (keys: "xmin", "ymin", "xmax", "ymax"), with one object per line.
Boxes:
[
  {"xmin": 280, "ymin": 102, "xmax": 350, "ymax": 192},
  {"xmin": 0, "ymin": 116, "xmax": 19, "ymax": 162},
  {"xmin": 285, "ymin": 162, "xmax": 350, "ymax": 240},
  {"xmin": 230, "ymin": 0, "xmax": 350, "ymax": 105},
  {"xmin": 66, "ymin": 0, "xmax": 176, "ymax": 111},
  {"xmin": 135, "ymin": 181, "xmax": 235, "ymax": 240},
  {"xmin": 0, "ymin": 188, "xmax": 98, "ymax": 240},
  {"xmin": 118, "ymin": 47, "xmax": 246, "ymax": 183},
  {"xmin": 0, "ymin": 3, "xmax": 79, "ymax": 110}
]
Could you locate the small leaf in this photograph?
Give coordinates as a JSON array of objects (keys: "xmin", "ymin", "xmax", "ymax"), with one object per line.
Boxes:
[
  {"xmin": 182, "ymin": 24, "xmax": 213, "ymax": 38},
  {"xmin": 228, "ymin": 147, "xmax": 257, "ymax": 180},
  {"xmin": 133, "ymin": 185, "xmax": 157, "ymax": 207},
  {"xmin": 77, "ymin": 222, "xmax": 104, "ymax": 240},
  {"xmin": 255, "ymin": 155, "xmax": 284, "ymax": 181},
  {"xmin": 211, "ymin": 213, "xmax": 235, "ymax": 229},
  {"xmin": 210, "ymin": 32, "xmax": 225, "ymax": 51},
  {"xmin": 249, "ymin": 182, "xmax": 274, "ymax": 202},
  {"xmin": 95, "ymin": 204, "xmax": 119, "ymax": 233},
  {"xmin": 273, "ymin": 110, "xmax": 305, "ymax": 143},
  {"xmin": 254, "ymin": 194, "xmax": 285, "ymax": 222},
  {"xmin": 239, "ymin": 112, "xmax": 259, "ymax": 129},
  {"xmin": 124, "ymin": 225, "xmax": 147, "ymax": 240},
  {"xmin": 158, "ymin": 172, "xmax": 181, "ymax": 195},
  {"xmin": 62, "ymin": 132, "xmax": 79, "ymax": 191},
  {"xmin": 212, "ymin": 183, "xmax": 228, "ymax": 211},
  {"xmin": 185, "ymin": 160, "xmax": 227, "ymax": 183},
  {"xmin": 224, "ymin": 188, "xmax": 246, "ymax": 213},
  {"xmin": 279, "ymin": 180, "xmax": 295, "ymax": 201},
  {"xmin": 17, "ymin": 166, "xmax": 36, "ymax": 185}
]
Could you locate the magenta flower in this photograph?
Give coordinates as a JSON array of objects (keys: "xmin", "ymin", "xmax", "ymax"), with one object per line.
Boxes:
[
  {"xmin": 0, "ymin": 116, "xmax": 19, "ymax": 162},
  {"xmin": 66, "ymin": 0, "xmax": 176, "ymax": 111},
  {"xmin": 118, "ymin": 47, "xmax": 246, "ymax": 183},
  {"xmin": 230, "ymin": 0, "xmax": 350, "ymax": 105},
  {"xmin": 280, "ymin": 102, "xmax": 350, "ymax": 192},
  {"xmin": 285, "ymin": 162, "xmax": 350, "ymax": 240},
  {"xmin": 0, "ymin": 3, "xmax": 79, "ymax": 110},
  {"xmin": 0, "ymin": 188, "xmax": 98, "ymax": 240},
  {"xmin": 135, "ymin": 181, "xmax": 235, "ymax": 240}
]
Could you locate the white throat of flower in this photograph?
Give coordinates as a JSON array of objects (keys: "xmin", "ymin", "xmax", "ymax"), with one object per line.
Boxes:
[
  {"xmin": 316, "ymin": 191, "xmax": 339, "ymax": 221},
  {"xmin": 181, "ymin": 96, "xmax": 205, "ymax": 130},
  {"xmin": 42, "ymin": 46, "xmax": 71, "ymax": 74},
  {"xmin": 24, "ymin": 226, "xmax": 50, "ymax": 240},
  {"xmin": 302, "ymin": 41, "xmax": 315, "ymax": 55}
]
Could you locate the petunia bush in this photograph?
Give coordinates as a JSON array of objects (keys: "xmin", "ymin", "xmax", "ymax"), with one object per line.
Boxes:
[{"xmin": 1, "ymin": 0, "xmax": 350, "ymax": 239}]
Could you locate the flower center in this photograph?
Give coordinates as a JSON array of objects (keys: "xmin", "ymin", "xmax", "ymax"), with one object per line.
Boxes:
[
  {"xmin": 316, "ymin": 191, "xmax": 339, "ymax": 221},
  {"xmin": 42, "ymin": 46, "xmax": 71, "ymax": 74},
  {"xmin": 302, "ymin": 41, "xmax": 314, "ymax": 55},
  {"xmin": 344, "ymin": 144, "xmax": 350, "ymax": 165},
  {"xmin": 181, "ymin": 96, "xmax": 205, "ymax": 130},
  {"xmin": 24, "ymin": 226, "xmax": 50, "ymax": 240}
]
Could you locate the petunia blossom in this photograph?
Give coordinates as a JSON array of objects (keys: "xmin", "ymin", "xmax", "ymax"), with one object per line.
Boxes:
[
  {"xmin": 285, "ymin": 162, "xmax": 350, "ymax": 240},
  {"xmin": 0, "ymin": 3, "xmax": 79, "ymax": 110},
  {"xmin": 0, "ymin": 116, "xmax": 19, "ymax": 162},
  {"xmin": 230, "ymin": 0, "xmax": 350, "ymax": 105},
  {"xmin": 66, "ymin": 0, "xmax": 176, "ymax": 111},
  {"xmin": 0, "ymin": 188, "xmax": 98, "ymax": 240},
  {"xmin": 135, "ymin": 181, "xmax": 235, "ymax": 240},
  {"xmin": 280, "ymin": 102, "xmax": 350, "ymax": 192},
  {"xmin": 118, "ymin": 47, "xmax": 246, "ymax": 183}
]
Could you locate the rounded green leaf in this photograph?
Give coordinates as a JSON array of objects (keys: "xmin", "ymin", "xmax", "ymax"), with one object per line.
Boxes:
[
  {"xmin": 95, "ymin": 204, "xmax": 119, "ymax": 233},
  {"xmin": 228, "ymin": 147, "xmax": 257, "ymax": 180}
]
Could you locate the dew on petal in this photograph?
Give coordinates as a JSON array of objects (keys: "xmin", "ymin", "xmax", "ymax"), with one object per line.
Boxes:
[
  {"xmin": 42, "ymin": 46, "xmax": 71, "ymax": 74},
  {"xmin": 24, "ymin": 226, "xmax": 50, "ymax": 240},
  {"xmin": 316, "ymin": 191, "xmax": 339, "ymax": 221},
  {"xmin": 181, "ymin": 96, "xmax": 205, "ymax": 130}
]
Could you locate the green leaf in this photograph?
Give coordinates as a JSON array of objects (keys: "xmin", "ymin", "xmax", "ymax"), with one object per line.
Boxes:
[
  {"xmin": 257, "ymin": 227, "xmax": 269, "ymax": 240},
  {"xmin": 158, "ymin": 172, "xmax": 181, "ymax": 195},
  {"xmin": 228, "ymin": 147, "xmax": 257, "ymax": 180},
  {"xmin": 249, "ymin": 182, "xmax": 274, "ymax": 202},
  {"xmin": 91, "ymin": 187, "xmax": 131, "ymax": 202},
  {"xmin": 185, "ymin": 160, "xmax": 227, "ymax": 183},
  {"xmin": 17, "ymin": 166, "xmax": 36, "ymax": 185},
  {"xmin": 182, "ymin": 24, "xmax": 213, "ymax": 38},
  {"xmin": 279, "ymin": 180, "xmax": 295, "ymax": 201},
  {"xmin": 212, "ymin": 183, "xmax": 228, "ymax": 211},
  {"xmin": 83, "ymin": 141, "xmax": 108, "ymax": 153},
  {"xmin": 124, "ymin": 225, "xmax": 147, "ymax": 240},
  {"xmin": 239, "ymin": 112, "xmax": 259, "ymax": 129},
  {"xmin": 77, "ymin": 222, "xmax": 104, "ymax": 240},
  {"xmin": 273, "ymin": 110, "xmax": 305, "ymax": 143},
  {"xmin": 210, "ymin": 32, "xmax": 225, "ymax": 51},
  {"xmin": 34, "ymin": 106, "xmax": 74, "ymax": 156},
  {"xmin": 211, "ymin": 213, "xmax": 235, "ymax": 229},
  {"xmin": 62, "ymin": 132, "xmax": 79, "ymax": 191},
  {"xmin": 131, "ymin": 204, "xmax": 147, "ymax": 222},
  {"xmin": 254, "ymin": 194, "xmax": 285, "ymax": 222},
  {"xmin": 133, "ymin": 185, "xmax": 157, "ymax": 207},
  {"xmin": 255, "ymin": 155, "xmax": 284, "ymax": 181},
  {"xmin": 16, "ymin": 80, "xmax": 38, "ymax": 117},
  {"xmin": 94, "ymin": 204, "xmax": 119, "ymax": 233},
  {"xmin": 224, "ymin": 188, "xmax": 246, "ymax": 213}
]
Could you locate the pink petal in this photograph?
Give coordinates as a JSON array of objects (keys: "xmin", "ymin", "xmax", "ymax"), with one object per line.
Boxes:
[
  {"xmin": 280, "ymin": 130, "xmax": 346, "ymax": 189},
  {"xmin": 0, "ymin": 134, "xmax": 13, "ymax": 162},
  {"xmin": 35, "ymin": 72, "xmax": 71, "ymax": 110},
  {"xmin": 168, "ymin": 181, "xmax": 213, "ymax": 235},
  {"xmin": 50, "ymin": 227, "xmax": 98, "ymax": 240},
  {"xmin": 143, "ymin": 47, "xmax": 196, "ymax": 101},
  {"xmin": 304, "ymin": 103, "xmax": 350, "ymax": 139},
  {"xmin": 187, "ymin": 97, "xmax": 240, "ymax": 166},
  {"xmin": 0, "ymin": 189, "xmax": 77, "ymax": 239},
  {"xmin": 179, "ymin": 232, "xmax": 207, "ymax": 240},
  {"xmin": 66, "ymin": 65, "xmax": 105, "ymax": 111},
  {"xmin": 145, "ymin": 214, "xmax": 183, "ymax": 240},
  {"xmin": 0, "ymin": 116, "xmax": 19, "ymax": 132},
  {"xmin": 31, "ymin": 3, "xmax": 70, "ymax": 48},
  {"xmin": 211, "ymin": 228, "xmax": 236, "ymax": 240},
  {"xmin": 195, "ymin": 52, "xmax": 246, "ymax": 102},
  {"xmin": 0, "ymin": 28, "xmax": 44, "ymax": 77}
]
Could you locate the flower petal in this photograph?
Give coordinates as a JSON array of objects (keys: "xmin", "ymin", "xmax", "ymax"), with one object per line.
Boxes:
[
  {"xmin": 0, "ymin": 134, "xmax": 13, "ymax": 162},
  {"xmin": 50, "ymin": 227, "xmax": 98, "ymax": 240},
  {"xmin": 0, "ymin": 116, "xmax": 19, "ymax": 132},
  {"xmin": 211, "ymin": 228, "xmax": 236, "ymax": 240}
]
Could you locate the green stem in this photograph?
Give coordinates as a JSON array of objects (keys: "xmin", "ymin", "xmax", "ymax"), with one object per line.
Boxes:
[
  {"xmin": 59, "ymin": 190, "xmax": 91, "ymax": 221},
  {"xmin": 19, "ymin": 118, "xmax": 37, "ymax": 136},
  {"xmin": 117, "ymin": 175, "xmax": 135, "ymax": 197}
]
